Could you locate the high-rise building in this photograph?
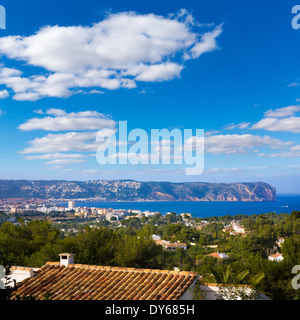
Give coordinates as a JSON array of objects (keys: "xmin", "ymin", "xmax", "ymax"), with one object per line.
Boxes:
[{"xmin": 68, "ymin": 200, "xmax": 76, "ymax": 210}]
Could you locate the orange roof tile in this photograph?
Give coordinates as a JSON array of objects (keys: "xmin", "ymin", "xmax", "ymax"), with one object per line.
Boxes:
[
  {"xmin": 11, "ymin": 262, "xmax": 198, "ymax": 300},
  {"xmin": 269, "ymin": 253, "xmax": 282, "ymax": 258},
  {"xmin": 207, "ymin": 252, "xmax": 222, "ymax": 259},
  {"xmin": 164, "ymin": 243, "xmax": 186, "ymax": 247}
]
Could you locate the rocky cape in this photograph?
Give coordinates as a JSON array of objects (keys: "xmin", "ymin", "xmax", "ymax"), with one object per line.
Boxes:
[{"xmin": 0, "ymin": 180, "xmax": 276, "ymax": 202}]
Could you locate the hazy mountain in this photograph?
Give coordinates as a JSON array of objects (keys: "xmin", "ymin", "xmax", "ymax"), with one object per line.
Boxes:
[{"xmin": 0, "ymin": 180, "xmax": 276, "ymax": 201}]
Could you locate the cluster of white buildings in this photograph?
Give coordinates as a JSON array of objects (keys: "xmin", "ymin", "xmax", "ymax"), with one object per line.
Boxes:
[
  {"xmin": 72, "ymin": 204, "xmax": 163, "ymax": 222},
  {"xmin": 35, "ymin": 204, "xmax": 67, "ymax": 214},
  {"xmin": 222, "ymin": 221, "xmax": 246, "ymax": 235},
  {"xmin": 38, "ymin": 200, "xmax": 76, "ymax": 213},
  {"xmin": 222, "ymin": 221, "xmax": 286, "ymax": 263},
  {"xmin": 10, "ymin": 200, "xmax": 76, "ymax": 214},
  {"xmin": 8, "ymin": 200, "xmax": 197, "ymax": 227}
]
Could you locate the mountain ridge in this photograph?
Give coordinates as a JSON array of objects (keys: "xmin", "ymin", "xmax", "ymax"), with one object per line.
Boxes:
[{"xmin": 0, "ymin": 180, "xmax": 276, "ymax": 201}]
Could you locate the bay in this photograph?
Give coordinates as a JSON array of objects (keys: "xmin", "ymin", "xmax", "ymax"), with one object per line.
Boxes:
[{"xmin": 62, "ymin": 195, "xmax": 300, "ymax": 218}]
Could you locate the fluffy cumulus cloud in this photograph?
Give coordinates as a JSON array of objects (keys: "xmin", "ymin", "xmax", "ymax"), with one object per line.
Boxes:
[
  {"xmin": 184, "ymin": 133, "xmax": 292, "ymax": 155},
  {"xmin": 18, "ymin": 109, "xmax": 116, "ymax": 131},
  {"xmin": 19, "ymin": 109, "xmax": 117, "ymax": 172},
  {"xmin": 252, "ymin": 105, "xmax": 300, "ymax": 133},
  {"xmin": 0, "ymin": 10, "xmax": 222, "ymax": 100},
  {"xmin": 20, "ymin": 131, "xmax": 100, "ymax": 154},
  {"xmin": 207, "ymin": 134, "xmax": 292, "ymax": 154},
  {"xmin": 264, "ymin": 105, "xmax": 300, "ymax": 118}
]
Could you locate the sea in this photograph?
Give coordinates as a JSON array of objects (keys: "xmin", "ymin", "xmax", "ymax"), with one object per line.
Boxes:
[{"xmin": 62, "ymin": 195, "xmax": 300, "ymax": 219}]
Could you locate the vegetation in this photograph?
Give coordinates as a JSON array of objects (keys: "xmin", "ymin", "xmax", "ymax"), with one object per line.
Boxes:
[{"xmin": 0, "ymin": 211, "xmax": 299, "ymax": 300}]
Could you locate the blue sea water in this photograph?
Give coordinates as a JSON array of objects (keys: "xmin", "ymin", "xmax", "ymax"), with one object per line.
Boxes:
[{"xmin": 66, "ymin": 195, "xmax": 300, "ymax": 218}]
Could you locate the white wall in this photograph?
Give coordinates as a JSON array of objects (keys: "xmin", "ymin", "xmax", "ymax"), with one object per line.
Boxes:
[{"xmin": 0, "ymin": 267, "xmax": 38, "ymax": 287}]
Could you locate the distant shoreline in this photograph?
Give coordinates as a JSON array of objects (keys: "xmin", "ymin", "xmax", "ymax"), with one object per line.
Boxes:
[
  {"xmin": 57, "ymin": 199, "xmax": 277, "ymax": 203},
  {"xmin": 55, "ymin": 195, "xmax": 300, "ymax": 218}
]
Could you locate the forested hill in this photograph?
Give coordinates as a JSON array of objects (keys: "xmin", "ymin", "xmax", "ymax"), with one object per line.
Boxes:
[{"xmin": 0, "ymin": 180, "xmax": 276, "ymax": 201}]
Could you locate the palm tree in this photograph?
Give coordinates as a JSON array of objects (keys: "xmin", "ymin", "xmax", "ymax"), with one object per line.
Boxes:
[{"xmin": 211, "ymin": 265, "xmax": 265, "ymax": 300}]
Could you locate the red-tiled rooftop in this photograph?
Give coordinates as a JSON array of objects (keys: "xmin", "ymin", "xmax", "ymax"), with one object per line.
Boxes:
[
  {"xmin": 269, "ymin": 253, "xmax": 283, "ymax": 258},
  {"xmin": 11, "ymin": 262, "xmax": 198, "ymax": 300},
  {"xmin": 207, "ymin": 252, "xmax": 222, "ymax": 259}
]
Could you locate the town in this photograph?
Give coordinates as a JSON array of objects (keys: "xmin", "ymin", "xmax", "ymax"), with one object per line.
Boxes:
[
  {"xmin": 0, "ymin": 198, "xmax": 290, "ymax": 263},
  {"xmin": 1, "ymin": 196, "xmax": 298, "ymax": 300}
]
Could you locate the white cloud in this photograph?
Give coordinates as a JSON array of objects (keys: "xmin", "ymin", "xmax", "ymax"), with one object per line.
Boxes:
[
  {"xmin": 127, "ymin": 62, "xmax": 183, "ymax": 82},
  {"xmin": 177, "ymin": 131, "xmax": 292, "ymax": 157},
  {"xmin": 203, "ymin": 167, "xmax": 247, "ymax": 175},
  {"xmin": 267, "ymin": 151, "xmax": 300, "ymax": 158},
  {"xmin": 287, "ymin": 82, "xmax": 300, "ymax": 87},
  {"xmin": 184, "ymin": 24, "xmax": 223, "ymax": 60},
  {"xmin": 251, "ymin": 105, "xmax": 300, "ymax": 133},
  {"xmin": 184, "ymin": 133, "xmax": 292, "ymax": 155},
  {"xmin": 19, "ymin": 109, "xmax": 116, "ymax": 131},
  {"xmin": 252, "ymin": 116, "xmax": 300, "ymax": 133},
  {"xmin": 264, "ymin": 105, "xmax": 300, "ymax": 118},
  {"xmin": 291, "ymin": 145, "xmax": 300, "ymax": 151},
  {"xmin": 45, "ymin": 159, "xmax": 87, "ymax": 165},
  {"xmin": 205, "ymin": 134, "xmax": 291, "ymax": 154},
  {"xmin": 24, "ymin": 153, "xmax": 88, "ymax": 160},
  {"xmin": 86, "ymin": 89, "xmax": 105, "ymax": 95},
  {"xmin": 0, "ymin": 11, "xmax": 222, "ymax": 100},
  {"xmin": 138, "ymin": 87, "xmax": 154, "ymax": 94},
  {"xmin": 19, "ymin": 131, "xmax": 100, "ymax": 154},
  {"xmin": 33, "ymin": 109, "xmax": 44, "ymax": 114},
  {"xmin": 204, "ymin": 130, "xmax": 221, "ymax": 136},
  {"xmin": 46, "ymin": 108, "xmax": 67, "ymax": 116},
  {"xmin": 224, "ymin": 122, "xmax": 250, "ymax": 130},
  {"xmin": 260, "ymin": 145, "xmax": 300, "ymax": 158},
  {"xmin": 0, "ymin": 89, "xmax": 9, "ymax": 99}
]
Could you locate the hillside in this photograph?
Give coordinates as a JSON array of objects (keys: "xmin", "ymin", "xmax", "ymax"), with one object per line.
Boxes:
[{"xmin": 0, "ymin": 180, "xmax": 276, "ymax": 201}]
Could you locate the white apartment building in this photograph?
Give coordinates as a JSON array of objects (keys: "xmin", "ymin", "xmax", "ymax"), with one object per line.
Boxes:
[{"xmin": 68, "ymin": 200, "xmax": 76, "ymax": 210}]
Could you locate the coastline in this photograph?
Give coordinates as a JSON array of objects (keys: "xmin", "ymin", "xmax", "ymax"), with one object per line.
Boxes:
[{"xmin": 55, "ymin": 195, "xmax": 300, "ymax": 218}]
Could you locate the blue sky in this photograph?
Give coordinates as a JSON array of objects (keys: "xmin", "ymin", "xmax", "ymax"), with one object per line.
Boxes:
[{"xmin": 0, "ymin": 0, "xmax": 300, "ymax": 194}]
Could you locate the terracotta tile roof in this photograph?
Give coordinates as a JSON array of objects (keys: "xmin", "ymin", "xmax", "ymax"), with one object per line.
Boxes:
[
  {"xmin": 164, "ymin": 243, "xmax": 186, "ymax": 248},
  {"xmin": 11, "ymin": 262, "xmax": 198, "ymax": 300},
  {"xmin": 207, "ymin": 252, "xmax": 222, "ymax": 259},
  {"xmin": 269, "ymin": 253, "xmax": 283, "ymax": 258},
  {"xmin": 154, "ymin": 240, "xmax": 167, "ymax": 245}
]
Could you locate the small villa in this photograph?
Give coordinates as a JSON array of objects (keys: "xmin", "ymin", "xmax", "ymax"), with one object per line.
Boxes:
[
  {"xmin": 268, "ymin": 253, "xmax": 284, "ymax": 262},
  {"xmin": 207, "ymin": 252, "xmax": 229, "ymax": 259}
]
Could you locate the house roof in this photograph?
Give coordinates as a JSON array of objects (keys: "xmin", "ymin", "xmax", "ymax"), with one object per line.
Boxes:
[
  {"xmin": 10, "ymin": 266, "xmax": 37, "ymax": 272},
  {"xmin": 269, "ymin": 253, "xmax": 283, "ymax": 258},
  {"xmin": 11, "ymin": 262, "xmax": 198, "ymax": 300},
  {"xmin": 164, "ymin": 243, "xmax": 187, "ymax": 248},
  {"xmin": 207, "ymin": 252, "xmax": 223, "ymax": 259},
  {"xmin": 154, "ymin": 239, "xmax": 168, "ymax": 245}
]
